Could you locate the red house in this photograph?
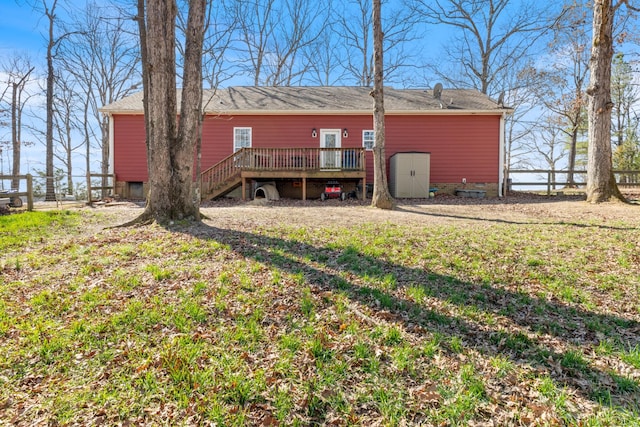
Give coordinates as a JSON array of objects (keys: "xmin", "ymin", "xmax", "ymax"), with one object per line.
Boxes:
[{"xmin": 100, "ymin": 86, "xmax": 510, "ymax": 200}]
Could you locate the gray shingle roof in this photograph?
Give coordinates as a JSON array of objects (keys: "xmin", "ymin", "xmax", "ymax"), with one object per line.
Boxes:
[{"xmin": 101, "ymin": 86, "xmax": 509, "ymax": 114}]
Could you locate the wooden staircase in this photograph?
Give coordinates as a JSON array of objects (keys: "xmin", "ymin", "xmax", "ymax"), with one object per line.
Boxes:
[{"xmin": 200, "ymin": 150, "xmax": 249, "ymax": 200}]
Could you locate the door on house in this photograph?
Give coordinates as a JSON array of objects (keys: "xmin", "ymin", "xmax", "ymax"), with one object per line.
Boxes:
[{"xmin": 320, "ymin": 129, "xmax": 341, "ymax": 169}]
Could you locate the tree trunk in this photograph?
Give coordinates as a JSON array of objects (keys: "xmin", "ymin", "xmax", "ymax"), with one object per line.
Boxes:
[
  {"xmin": 370, "ymin": 0, "xmax": 394, "ymax": 210},
  {"xmin": 101, "ymin": 115, "xmax": 110, "ymax": 199},
  {"xmin": 11, "ymin": 82, "xmax": 20, "ymax": 191},
  {"xmin": 134, "ymin": 0, "xmax": 205, "ymax": 224},
  {"xmin": 45, "ymin": 2, "xmax": 56, "ymax": 201},
  {"xmin": 586, "ymin": 0, "xmax": 624, "ymax": 202},
  {"xmin": 173, "ymin": 0, "xmax": 205, "ymax": 221},
  {"xmin": 140, "ymin": 0, "xmax": 178, "ymax": 222},
  {"xmin": 567, "ymin": 128, "xmax": 577, "ymax": 187}
]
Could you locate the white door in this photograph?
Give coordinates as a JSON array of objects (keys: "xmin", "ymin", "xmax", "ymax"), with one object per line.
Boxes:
[{"xmin": 320, "ymin": 129, "xmax": 341, "ymax": 169}]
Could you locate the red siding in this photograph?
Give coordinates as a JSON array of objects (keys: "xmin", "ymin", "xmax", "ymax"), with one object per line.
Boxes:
[
  {"xmin": 385, "ymin": 115, "xmax": 500, "ymax": 183},
  {"xmin": 113, "ymin": 113, "xmax": 500, "ymax": 185},
  {"xmin": 113, "ymin": 114, "xmax": 147, "ymax": 182}
]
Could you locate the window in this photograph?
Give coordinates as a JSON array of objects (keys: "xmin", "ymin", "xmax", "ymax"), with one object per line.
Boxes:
[
  {"xmin": 363, "ymin": 130, "xmax": 374, "ymax": 150},
  {"xmin": 234, "ymin": 127, "xmax": 252, "ymax": 152}
]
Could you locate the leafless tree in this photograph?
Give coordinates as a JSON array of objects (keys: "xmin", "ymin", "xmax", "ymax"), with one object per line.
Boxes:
[
  {"xmin": 232, "ymin": 0, "xmax": 323, "ymax": 86},
  {"xmin": 0, "ymin": 54, "xmax": 35, "ymax": 190},
  {"xmin": 585, "ymin": 0, "xmax": 638, "ymax": 203},
  {"xmin": 133, "ymin": 0, "xmax": 206, "ymax": 223},
  {"xmin": 499, "ymin": 63, "xmax": 546, "ymax": 191},
  {"xmin": 25, "ymin": 0, "xmax": 79, "ymax": 201},
  {"xmin": 200, "ymin": 1, "xmax": 236, "ymax": 89},
  {"xmin": 522, "ymin": 117, "xmax": 571, "ymax": 189},
  {"xmin": 370, "ymin": 0, "xmax": 394, "ymax": 209},
  {"xmin": 51, "ymin": 77, "xmax": 83, "ymax": 195},
  {"xmin": 302, "ymin": 3, "xmax": 348, "ymax": 86},
  {"xmin": 60, "ymin": 1, "xmax": 140, "ymax": 197},
  {"xmin": 409, "ymin": 0, "xmax": 564, "ymax": 97},
  {"xmin": 43, "ymin": 0, "xmax": 64, "ymax": 200},
  {"xmin": 337, "ymin": 0, "xmax": 419, "ymax": 86},
  {"xmin": 610, "ymin": 52, "xmax": 640, "ymax": 148},
  {"xmin": 530, "ymin": 1, "xmax": 591, "ymax": 187}
]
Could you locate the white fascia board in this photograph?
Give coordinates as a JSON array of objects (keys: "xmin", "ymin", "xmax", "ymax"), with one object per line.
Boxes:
[{"xmin": 203, "ymin": 109, "xmax": 511, "ymax": 116}]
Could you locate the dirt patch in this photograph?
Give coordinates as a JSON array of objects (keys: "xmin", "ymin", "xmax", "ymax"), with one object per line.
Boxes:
[{"xmin": 84, "ymin": 191, "xmax": 640, "ymax": 229}]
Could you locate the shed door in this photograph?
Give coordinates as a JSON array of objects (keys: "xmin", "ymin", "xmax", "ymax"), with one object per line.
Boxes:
[{"xmin": 320, "ymin": 129, "xmax": 341, "ymax": 169}]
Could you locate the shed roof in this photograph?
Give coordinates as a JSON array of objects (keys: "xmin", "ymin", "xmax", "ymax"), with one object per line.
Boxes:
[{"xmin": 101, "ymin": 86, "xmax": 510, "ymax": 115}]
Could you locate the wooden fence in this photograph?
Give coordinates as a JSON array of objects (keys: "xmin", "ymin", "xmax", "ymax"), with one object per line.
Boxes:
[
  {"xmin": 87, "ymin": 173, "xmax": 116, "ymax": 203},
  {"xmin": 0, "ymin": 174, "xmax": 34, "ymax": 211},
  {"xmin": 508, "ymin": 169, "xmax": 640, "ymax": 195}
]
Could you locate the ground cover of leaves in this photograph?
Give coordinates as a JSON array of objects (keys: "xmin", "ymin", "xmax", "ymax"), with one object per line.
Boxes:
[{"xmin": 1, "ymin": 194, "xmax": 639, "ymax": 426}]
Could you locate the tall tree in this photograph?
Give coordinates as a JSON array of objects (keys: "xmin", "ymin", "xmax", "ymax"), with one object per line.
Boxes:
[
  {"xmin": 233, "ymin": 0, "xmax": 323, "ymax": 86},
  {"xmin": 199, "ymin": 1, "xmax": 236, "ymax": 89},
  {"xmin": 585, "ymin": 0, "xmax": 637, "ymax": 202},
  {"xmin": 522, "ymin": 117, "xmax": 570, "ymax": 189},
  {"xmin": 302, "ymin": 4, "xmax": 347, "ymax": 86},
  {"xmin": 43, "ymin": 0, "xmax": 59, "ymax": 201},
  {"xmin": 134, "ymin": 0, "xmax": 206, "ymax": 223},
  {"xmin": 370, "ymin": 0, "xmax": 394, "ymax": 209},
  {"xmin": 531, "ymin": 1, "xmax": 591, "ymax": 187},
  {"xmin": 410, "ymin": 0, "xmax": 563, "ymax": 96},
  {"xmin": 0, "ymin": 55, "xmax": 35, "ymax": 190},
  {"xmin": 610, "ymin": 53, "xmax": 640, "ymax": 148},
  {"xmin": 61, "ymin": 1, "xmax": 140, "ymax": 198},
  {"xmin": 52, "ymin": 77, "xmax": 83, "ymax": 195},
  {"xmin": 337, "ymin": 0, "xmax": 419, "ymax": 86}
]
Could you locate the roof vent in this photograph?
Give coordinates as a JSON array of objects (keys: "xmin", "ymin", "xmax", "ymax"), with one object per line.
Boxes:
[{"xmin": 433, "ymin": 83, "xmax": 443, "ymax": 100}]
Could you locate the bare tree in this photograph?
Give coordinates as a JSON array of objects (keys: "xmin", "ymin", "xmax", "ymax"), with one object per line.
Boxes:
[
  {"xmin": 26, "ymin": 0, "xmax": 79, "ymax": 201},
  {"xmin": 61, "ymin": 1, "xmax": 140, "ymax": 197},
  {"xmin": 0, "ymin": 55, "xmax": 35, "ymax": 190},
  {"xmin": 200, "ymin": 1, "xmax": 236, "ymax": 89},
  {"xmin": 410, "ymin": 0, "xmax": 564, "ymax": 96},
  {"xmin": 370, "ymin": 0, "xmax": 394, "ymax": 209},
  {"xmin": 585, "ymin": 0, "xmax": 638, "ymax": 202},
  {"xmin": 610, "ymin": 52, "xmax": 640, "ymax": 148},
  {"xmin": 337, "ymin": 0, "xmax": 419, "ymax": 86},
  {"xmin": 302, "ymin": 4, "xmax": 348, "ymax": 86},
  {"xmin": 134, "ymin": 0, "xmax": 206, "ymax": 223},
  {"xmin": 232, "ymin": 0, "xmax": 275, "ymax": 86},
  {"xmin": 499, "ymin": 64, "xmax": 546, "ymax": 191},
  {"xmin": 530, "ymin": 1, "xmax": 591, "ymax": 187},
  {"xmin": 522, "ymin": 117, "xmax": 570, "ymax": 189},
  {"xmin": 233, "ymin": 0, "xmax": 323, "ymax": 86},
  {"xmin": 52, "ymin": 77, "xmax": 83, "ymax": 195},
  {"xmin": 43, "ymin": 0, "xmax": 62, "ymax": 201}
]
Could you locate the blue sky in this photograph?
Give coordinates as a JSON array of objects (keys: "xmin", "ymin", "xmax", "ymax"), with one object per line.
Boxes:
[{"xmin": 0, "ymin": 1, "xmax": 47, "ymax": 57}]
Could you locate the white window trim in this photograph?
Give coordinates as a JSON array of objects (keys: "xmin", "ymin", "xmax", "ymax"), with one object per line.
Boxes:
[
  {"xmin": 234, "ymin": 127, "xmax": 252, "ymax": 152},
  {"xmin": 363, "ymin": 130, "xmax": 374, "ymax": 151}
]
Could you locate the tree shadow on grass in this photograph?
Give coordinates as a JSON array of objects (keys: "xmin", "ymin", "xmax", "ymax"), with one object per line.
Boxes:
[
  {"xmin": 394, "ymin": 206, "xmax": 640, "ymax": 231},
  {"xmin": 176, "ymin": 221, "xmax": 640, "ymax": 415}
]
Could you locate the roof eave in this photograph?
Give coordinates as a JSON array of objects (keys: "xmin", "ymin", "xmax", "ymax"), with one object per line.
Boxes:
[
  {"xmin": 201, "ymin": 109, "xmax": 511, "ymax": 115},
  {"xmin": 100, "ymin": 108, "xmax": 513, "ymax": 115}
]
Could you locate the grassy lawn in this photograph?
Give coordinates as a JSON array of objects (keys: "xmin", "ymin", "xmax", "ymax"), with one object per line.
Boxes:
[{"xmin": 0, "ymin": 204, "xmax": 639, "ymax": 425}]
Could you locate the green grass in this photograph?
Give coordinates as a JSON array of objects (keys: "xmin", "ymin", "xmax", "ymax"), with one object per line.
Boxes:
[
  {"xmin": 0, "ymin": 210, "xmax": 83, "ymax": 252},
  {"xmin": 0, "ymin": 206, "xmax": 639, "ymax": 425}
]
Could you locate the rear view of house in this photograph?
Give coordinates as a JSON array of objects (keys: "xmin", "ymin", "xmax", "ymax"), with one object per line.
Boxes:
[{"xmin": 100, "ymin": 86, "xmax": 510, "ymax": 200}]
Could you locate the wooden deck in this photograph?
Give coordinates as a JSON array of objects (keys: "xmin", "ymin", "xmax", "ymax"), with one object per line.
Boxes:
[{"xmin": 200, "ymin": 147, "xmax": 367, "ymax": 200}]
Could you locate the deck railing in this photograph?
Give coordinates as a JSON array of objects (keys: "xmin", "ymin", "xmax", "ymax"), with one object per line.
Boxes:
[
  {"xmin": 200, "ymin": 147, "xmax": 366, "ymax": 198},
  {"xmin": 239, "ymin": 147, "xmax": 366, "ymax": 171}
]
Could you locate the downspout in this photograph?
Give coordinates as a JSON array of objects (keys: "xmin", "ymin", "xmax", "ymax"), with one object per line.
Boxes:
[
  {"xmin": 498, "ymin": 112, "xmax": 506, "ymax": 198},
  {"xmin": 108, "ymin": 113, "xmax": 115, "ymax": 176},
  {"xmin": 107, "ymin": 113, "xmax": 116, "ymax": 198}
]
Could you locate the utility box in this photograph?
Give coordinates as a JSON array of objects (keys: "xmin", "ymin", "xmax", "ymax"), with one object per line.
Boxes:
[{"xmin": 389, "ymin": 152, "xmax": 430, "ymax": 198}]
